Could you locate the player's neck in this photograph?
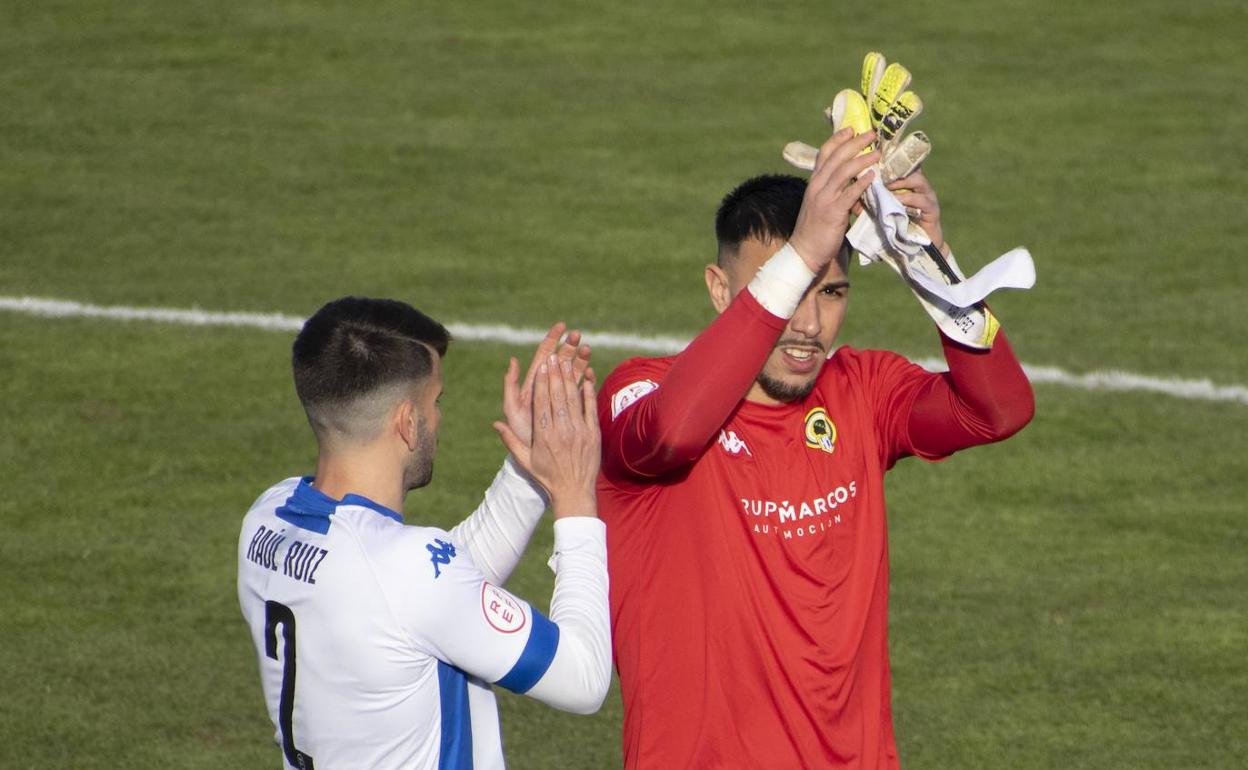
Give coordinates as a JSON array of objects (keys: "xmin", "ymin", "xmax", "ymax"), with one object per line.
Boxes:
[
  {"xmin": 744, "ymin": 381, "xmax": 797, "ymax": 407},
  {"xmin": 745, "ymin": 382, "xmax": 778, "ymax": 406},
  {"xmin": 311, "ymin": 450, "xmax": 405, "ymax": 515}
]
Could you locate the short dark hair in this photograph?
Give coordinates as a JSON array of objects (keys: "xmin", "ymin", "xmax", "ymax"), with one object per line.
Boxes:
[
  {"xmin": 714, "ymin": 174, "xmax": 807, "ymax": 261},
  {"xmin": 292, "ymin": 297, "xmax": 451, "ymax": 422}
]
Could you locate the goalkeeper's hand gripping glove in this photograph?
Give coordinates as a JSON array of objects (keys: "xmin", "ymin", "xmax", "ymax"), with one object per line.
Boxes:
[{"xmin": 782, "ymin": 52, "xmax": 1007, "ymax": 349}]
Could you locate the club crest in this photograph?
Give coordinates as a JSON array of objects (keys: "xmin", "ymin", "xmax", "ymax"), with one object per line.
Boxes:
[{"xmin": 803, "ymin": 407, "xmax": 837, "ymax": 454}]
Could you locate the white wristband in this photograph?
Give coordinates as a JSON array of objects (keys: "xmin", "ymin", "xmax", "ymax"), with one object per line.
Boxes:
[{"xmin": 746, "ymin": 242, "xmax": 816, "ymax": 318}]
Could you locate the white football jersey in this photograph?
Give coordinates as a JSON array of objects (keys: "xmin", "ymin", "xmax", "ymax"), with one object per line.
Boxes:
[{"xmin": 238, "ymin": 462, "xmax": 609, "ymax": 770}]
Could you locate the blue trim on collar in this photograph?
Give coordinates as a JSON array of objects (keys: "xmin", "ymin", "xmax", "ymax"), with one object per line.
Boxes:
[
  {"xmin": 275, "ymin": 478, "xmax": 404, "ymax": 534},
  {"xmin": 341, "ymin": 492, "xmax": 404, "ymax": 523}
]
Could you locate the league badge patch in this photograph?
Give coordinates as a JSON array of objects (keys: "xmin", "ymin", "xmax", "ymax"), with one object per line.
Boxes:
[
  {"xmin": 481, "ymin": 582, "xmax": 527, "ymax": 634},
  {"xmin": 611, "ymin": 379, "xmax": 658, "ymax": 420},
  {"xmin": 803, "ymin": 407, "xmax": 837, "ymax": 454}
]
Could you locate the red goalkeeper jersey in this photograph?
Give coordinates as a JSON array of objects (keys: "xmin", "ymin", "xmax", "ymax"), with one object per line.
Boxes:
[{"xmin": 597, "ymin": 289, "xmax": 1032, "ymax": 769}]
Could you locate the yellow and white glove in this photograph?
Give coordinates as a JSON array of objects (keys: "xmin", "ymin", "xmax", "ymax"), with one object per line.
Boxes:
[
  {"xmin": 860, "ymin": 52, "xmax": 924, "ymax": 159},
  {"xmin": 783, "ymin": 52, "xmax": 1034, "ymax": 349},
  {"xmin": 783, "ymin": 51, "xmax": 930, "ymax": 186}
]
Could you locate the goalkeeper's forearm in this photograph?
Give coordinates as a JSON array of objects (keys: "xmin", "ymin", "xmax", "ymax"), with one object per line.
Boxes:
[{"xmin": 907, "ymin": 327, "xmax": 1035, "ymax": 457}]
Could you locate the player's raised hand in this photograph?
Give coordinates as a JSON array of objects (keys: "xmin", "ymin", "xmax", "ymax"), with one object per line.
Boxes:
[
  {"xmin": 788, "ymin": 128, "xmax": 879, "ymax": 274},
  {"xmin": 522, "ymin": 355, "xmax": 600, "ymax": 519},
  {"xmin": 886, "ymin": 168, "xmax": 944, "ymax": 252},
  {"xmin": 495, "ymin": 322, "xmax": 592, "ymax": 460}
]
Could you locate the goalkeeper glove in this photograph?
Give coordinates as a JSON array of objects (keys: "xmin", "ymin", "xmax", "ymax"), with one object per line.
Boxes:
[
  {"xmin": 783, "ymin": 50, "xmax": 930, "ymax": 187},
  {"xmin": 859, "ymin": 52, "xmax": 924, "ymax": 158},
  {"xmin": 783, "ymin": 52, "xmax": 1016, "ymax": 349}
]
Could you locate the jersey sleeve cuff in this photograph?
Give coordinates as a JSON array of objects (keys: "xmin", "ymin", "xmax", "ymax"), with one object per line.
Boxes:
[
  {"xmin": 547, "ymin": 518, "xmax": 607, "ymax": 572},
  {"xmin": 746, "ymin": 242, "xmax": 816, "ymax": 319}
]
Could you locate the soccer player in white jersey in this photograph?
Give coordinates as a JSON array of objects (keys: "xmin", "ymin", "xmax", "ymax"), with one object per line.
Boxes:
[{"xmin": 238, "ymin": 297, "xmax": 610, "ymax": 770}]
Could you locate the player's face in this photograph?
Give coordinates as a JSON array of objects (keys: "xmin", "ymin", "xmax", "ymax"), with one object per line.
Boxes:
[
  {"xmin": 728, "ymin": 237, "xmax": 850, "ymax": 405},
  {"xmin": 403, "ymin": 359, "xmax": 443, "ymax": 491}
]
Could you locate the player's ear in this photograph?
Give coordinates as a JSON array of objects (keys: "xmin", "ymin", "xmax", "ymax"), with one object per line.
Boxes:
[
  {"xmin": 395, "ymin": 399, "xmax": 419, "ymax": 452},
  {"xmin": 705, "ymin": 264, "xmax": 732, "ymax": 314}
]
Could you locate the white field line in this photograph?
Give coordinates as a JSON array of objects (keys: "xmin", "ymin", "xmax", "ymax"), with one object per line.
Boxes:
[{"xmin": 3, "ymin": 295, "xmax": 1247, "ymax": 407}]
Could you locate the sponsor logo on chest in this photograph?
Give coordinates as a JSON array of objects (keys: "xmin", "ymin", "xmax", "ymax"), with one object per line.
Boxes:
[
  {"xmin": 730, "ymin": 405, "xmax": 860, "ymax": 540},
  {"xmin": 740, "ymin": 481, "xmax": 859, "ymax": 540}
]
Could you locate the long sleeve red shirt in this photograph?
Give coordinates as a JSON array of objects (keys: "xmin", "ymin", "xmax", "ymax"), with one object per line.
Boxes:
[{"xmin": 597, "ymin": 288, "xmax": 1034, "ymax": 769}]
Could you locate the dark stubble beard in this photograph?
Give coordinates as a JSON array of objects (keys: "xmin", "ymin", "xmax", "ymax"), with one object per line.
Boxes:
[
  {"xmin": 755, "ymin": 370, "xmax": 818, "ymax": 403},
  {"xmin": 403, "ymin": 414, "xmax": 436, "ymax": 491}
]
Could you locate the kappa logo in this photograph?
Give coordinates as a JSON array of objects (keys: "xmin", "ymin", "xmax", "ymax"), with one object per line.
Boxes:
[
  {"xmin": 803, "ymin": 407, "xmax": 837, "ymax": 454},
  {"xmin": 718, "ymin": 429, "xmax": 751, "ymax": 456},
  {"xmin": 426, "ymin": 538, "xmax": 457, "ymax": 579},
  {"xmin": 481, "ymin": 582, "xmax": 527, "ymax": 633},
  {"xmin": 611, "ymin": 379, "xmax": 658, "ymax": 420}
]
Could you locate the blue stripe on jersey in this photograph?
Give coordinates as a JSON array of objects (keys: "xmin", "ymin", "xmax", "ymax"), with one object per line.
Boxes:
[
  {"xmin": 436, "ymin": 662, "xmax": 473, "ymax": 770},
  {"xmin": 495, "ymin": 608, "xmax": 560, "ymax": 694}
]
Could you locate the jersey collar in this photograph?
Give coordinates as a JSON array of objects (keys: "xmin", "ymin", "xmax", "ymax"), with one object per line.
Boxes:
[{"xmin": 276, "ymin": 477, "xmax": 404, "ymax": 534}]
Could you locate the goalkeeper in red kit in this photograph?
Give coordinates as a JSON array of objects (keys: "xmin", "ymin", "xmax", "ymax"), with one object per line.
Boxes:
[{"xmin": 596, "ymin": 122, "xmax": 1036, "ymax": 767}]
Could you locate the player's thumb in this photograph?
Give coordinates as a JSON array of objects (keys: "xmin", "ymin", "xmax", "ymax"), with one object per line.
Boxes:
[{"xmin": 493, "ymin": 421, "xmax": 530, "ymax": 466}]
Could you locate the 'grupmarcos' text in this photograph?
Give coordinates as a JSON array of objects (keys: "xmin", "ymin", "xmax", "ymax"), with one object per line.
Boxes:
[{"xmin": 740, "ymin": 481, "xmax": 858, "ymax": 539}]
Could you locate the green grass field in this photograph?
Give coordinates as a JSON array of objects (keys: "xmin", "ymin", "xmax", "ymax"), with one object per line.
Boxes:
[{"xmin": 2, "ymin": 0, "xmax": 1246, "ymax": 767}]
